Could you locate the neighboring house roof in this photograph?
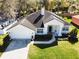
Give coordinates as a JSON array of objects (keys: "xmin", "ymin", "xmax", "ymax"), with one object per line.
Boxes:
[
  {"xmin": 72, "ymin": 15, "xmax": 79, "ymax": 19},
  {"xmin": 72, "ymin": 15, "xmax": 79, "ymax": 28},
  {"xmin": 8, "ymin": 10, "xmax": 70, "ymax": 31}
]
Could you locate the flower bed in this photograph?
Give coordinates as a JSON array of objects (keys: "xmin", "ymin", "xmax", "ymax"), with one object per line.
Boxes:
[{"xmin": 34, "ymin": 33, "xmax": 52, "ymax": 41}]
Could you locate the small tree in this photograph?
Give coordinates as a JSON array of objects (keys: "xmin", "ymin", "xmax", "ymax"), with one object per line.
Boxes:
[{"xmin": 68, "ymin": 28, "xmax": 78, "ymax": 43}]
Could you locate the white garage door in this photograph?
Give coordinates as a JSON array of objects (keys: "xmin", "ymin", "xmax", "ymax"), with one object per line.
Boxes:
[{"xmin": 8, "ymin": 25, "xmax": 35, "ymax": 40}]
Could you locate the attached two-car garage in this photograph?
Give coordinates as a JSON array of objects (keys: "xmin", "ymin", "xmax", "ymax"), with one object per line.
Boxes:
[{"xmin": 8, "ymin": 24, "xmax": 35, "ymax": 40}]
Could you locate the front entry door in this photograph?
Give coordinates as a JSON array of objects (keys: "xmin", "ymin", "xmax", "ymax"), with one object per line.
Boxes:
[{"xmin": 48, "ymin": 26, "xmax": 52, "ymax": 33}]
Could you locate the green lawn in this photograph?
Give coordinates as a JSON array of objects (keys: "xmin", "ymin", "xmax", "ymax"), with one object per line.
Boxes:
[
  {"xmin": 28, "ymin": 41, "xmax": 79, "ymax": 59},
  {"xmin": 64, "ymin": 17, "xmax": 72, "ymax": 23},
  {"xmin": 0, "ymin": 34, "xmax": 9, "ymax": 56},
  {"xmin": 28, "ymin": 25, "xmax": 79, "ymax": 59}
]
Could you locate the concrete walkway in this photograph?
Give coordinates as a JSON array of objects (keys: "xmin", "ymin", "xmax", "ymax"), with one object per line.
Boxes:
[{"xmin": 0, "ymin": 39, "xmax": 31, "ymax": 59}]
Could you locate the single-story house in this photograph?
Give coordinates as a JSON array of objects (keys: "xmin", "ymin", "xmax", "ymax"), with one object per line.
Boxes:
[
  {"xmin": 7, "ymin": 7, "xmax": 70, "ymax": 40},
  {"xmin": 72, "ymin": 15, "xmax": 79, "ymax": 28}
]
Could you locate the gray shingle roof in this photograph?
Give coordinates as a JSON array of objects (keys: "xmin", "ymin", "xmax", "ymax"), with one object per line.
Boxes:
[
  {"xmin": 7, "ymin": 18, "xmax": 36, "ymax": 31},
  {"xmin": 26, "ymin": 10, "xmax": 70, "ymax": 28},
  {"xmin": 8, "ymin": 10, "xmax": 70, "ymax": 31},
  {"xmin": 20, "ymin": 18, "xmax": 36, "ymax": 31}
]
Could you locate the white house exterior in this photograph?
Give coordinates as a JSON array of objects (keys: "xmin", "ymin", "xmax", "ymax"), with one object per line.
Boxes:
[
  {"xmin": 0, "ymin": 10, "xmax": 70, "ymax": 40},
  {"xmin": 32, "ymin": 11, "xmax": 70, "ymax": 36},
  {"xmin": 7, "ymin": 18, "xmax": 36, "ymax": 40},
  {"xmin": 44, "ymin": 19, "xmax": 64, "ymax": 36}
]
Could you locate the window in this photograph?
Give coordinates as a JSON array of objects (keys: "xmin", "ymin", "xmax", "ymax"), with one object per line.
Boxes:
[
  {"xmin": 37, "ymin": 28, "xmax": 43, "ymax": 33},
  {"xmin": 62, "ymin": 27, "xmax": 69, "ymax": 31}
]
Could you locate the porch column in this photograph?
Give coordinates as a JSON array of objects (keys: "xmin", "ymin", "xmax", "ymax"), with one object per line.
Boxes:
[{"xmin": 58, "ymin": 26, "xmax": 63, "ymax": 36}]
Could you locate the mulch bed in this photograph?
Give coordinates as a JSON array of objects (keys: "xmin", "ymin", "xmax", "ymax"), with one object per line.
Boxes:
[{"xmin": 34, "ymin": 33, "xmax": 52, "ymax": 41}]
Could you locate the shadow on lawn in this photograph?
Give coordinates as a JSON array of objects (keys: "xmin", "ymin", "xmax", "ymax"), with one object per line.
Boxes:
[{"xmin": 34, "ymin": 40, "xmax": 58, "ymax": 49}]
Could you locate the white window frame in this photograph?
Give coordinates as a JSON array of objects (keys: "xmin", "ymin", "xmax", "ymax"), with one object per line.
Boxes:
[{"xmin": 37, "ymin": 28, "xmax": 44, "ymax": 33}]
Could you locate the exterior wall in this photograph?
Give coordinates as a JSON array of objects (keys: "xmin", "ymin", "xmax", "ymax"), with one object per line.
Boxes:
[
  {"xmin": 8, "ymin": 25, "xmax": 35, "ymax": 40},
  {"xmin": 44, "ymin": 19, "xmax": 64, "ymax": 36}
]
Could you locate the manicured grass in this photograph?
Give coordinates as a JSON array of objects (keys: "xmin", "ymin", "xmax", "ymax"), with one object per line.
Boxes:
[
  {"xmin": 28, "ymin": 41, "xmax": 79, "ymax": 59},
  {"xmin": 28, "ymin": 24, "xmax": 79, "ymax": 59},
  {"xmin": 64, "ymin": 17, "xmax": 72, "ymax": 23}
]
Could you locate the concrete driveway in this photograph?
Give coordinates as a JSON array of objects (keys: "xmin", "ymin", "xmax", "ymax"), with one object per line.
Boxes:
[{"xmin": 0, "ymin": 39, "xmax": 31, "ymax": 59}]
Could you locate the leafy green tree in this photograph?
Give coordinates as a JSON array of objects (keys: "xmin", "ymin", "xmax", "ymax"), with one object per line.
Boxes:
[{"xmin": 68, "ymin": 28, "xmax": 78, "ymax": 43}]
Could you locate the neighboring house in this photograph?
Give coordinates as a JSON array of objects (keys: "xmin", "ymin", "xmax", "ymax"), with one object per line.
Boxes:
[
  {"xmin": 6, "ymin": 8, "xmax": 70, "ymax": 40},
  {"xmin": 72, "ymin": 15, "xmax": 79, "ymax": 28},
  {"xmin": 0, "ymin": 18, "xmax": 16, "ymax": 34}
]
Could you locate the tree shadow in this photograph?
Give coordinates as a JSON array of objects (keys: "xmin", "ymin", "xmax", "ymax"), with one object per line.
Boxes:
[{"xmin": 34, "ymin": 40, "xmax": 58, "ymax": 49}]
